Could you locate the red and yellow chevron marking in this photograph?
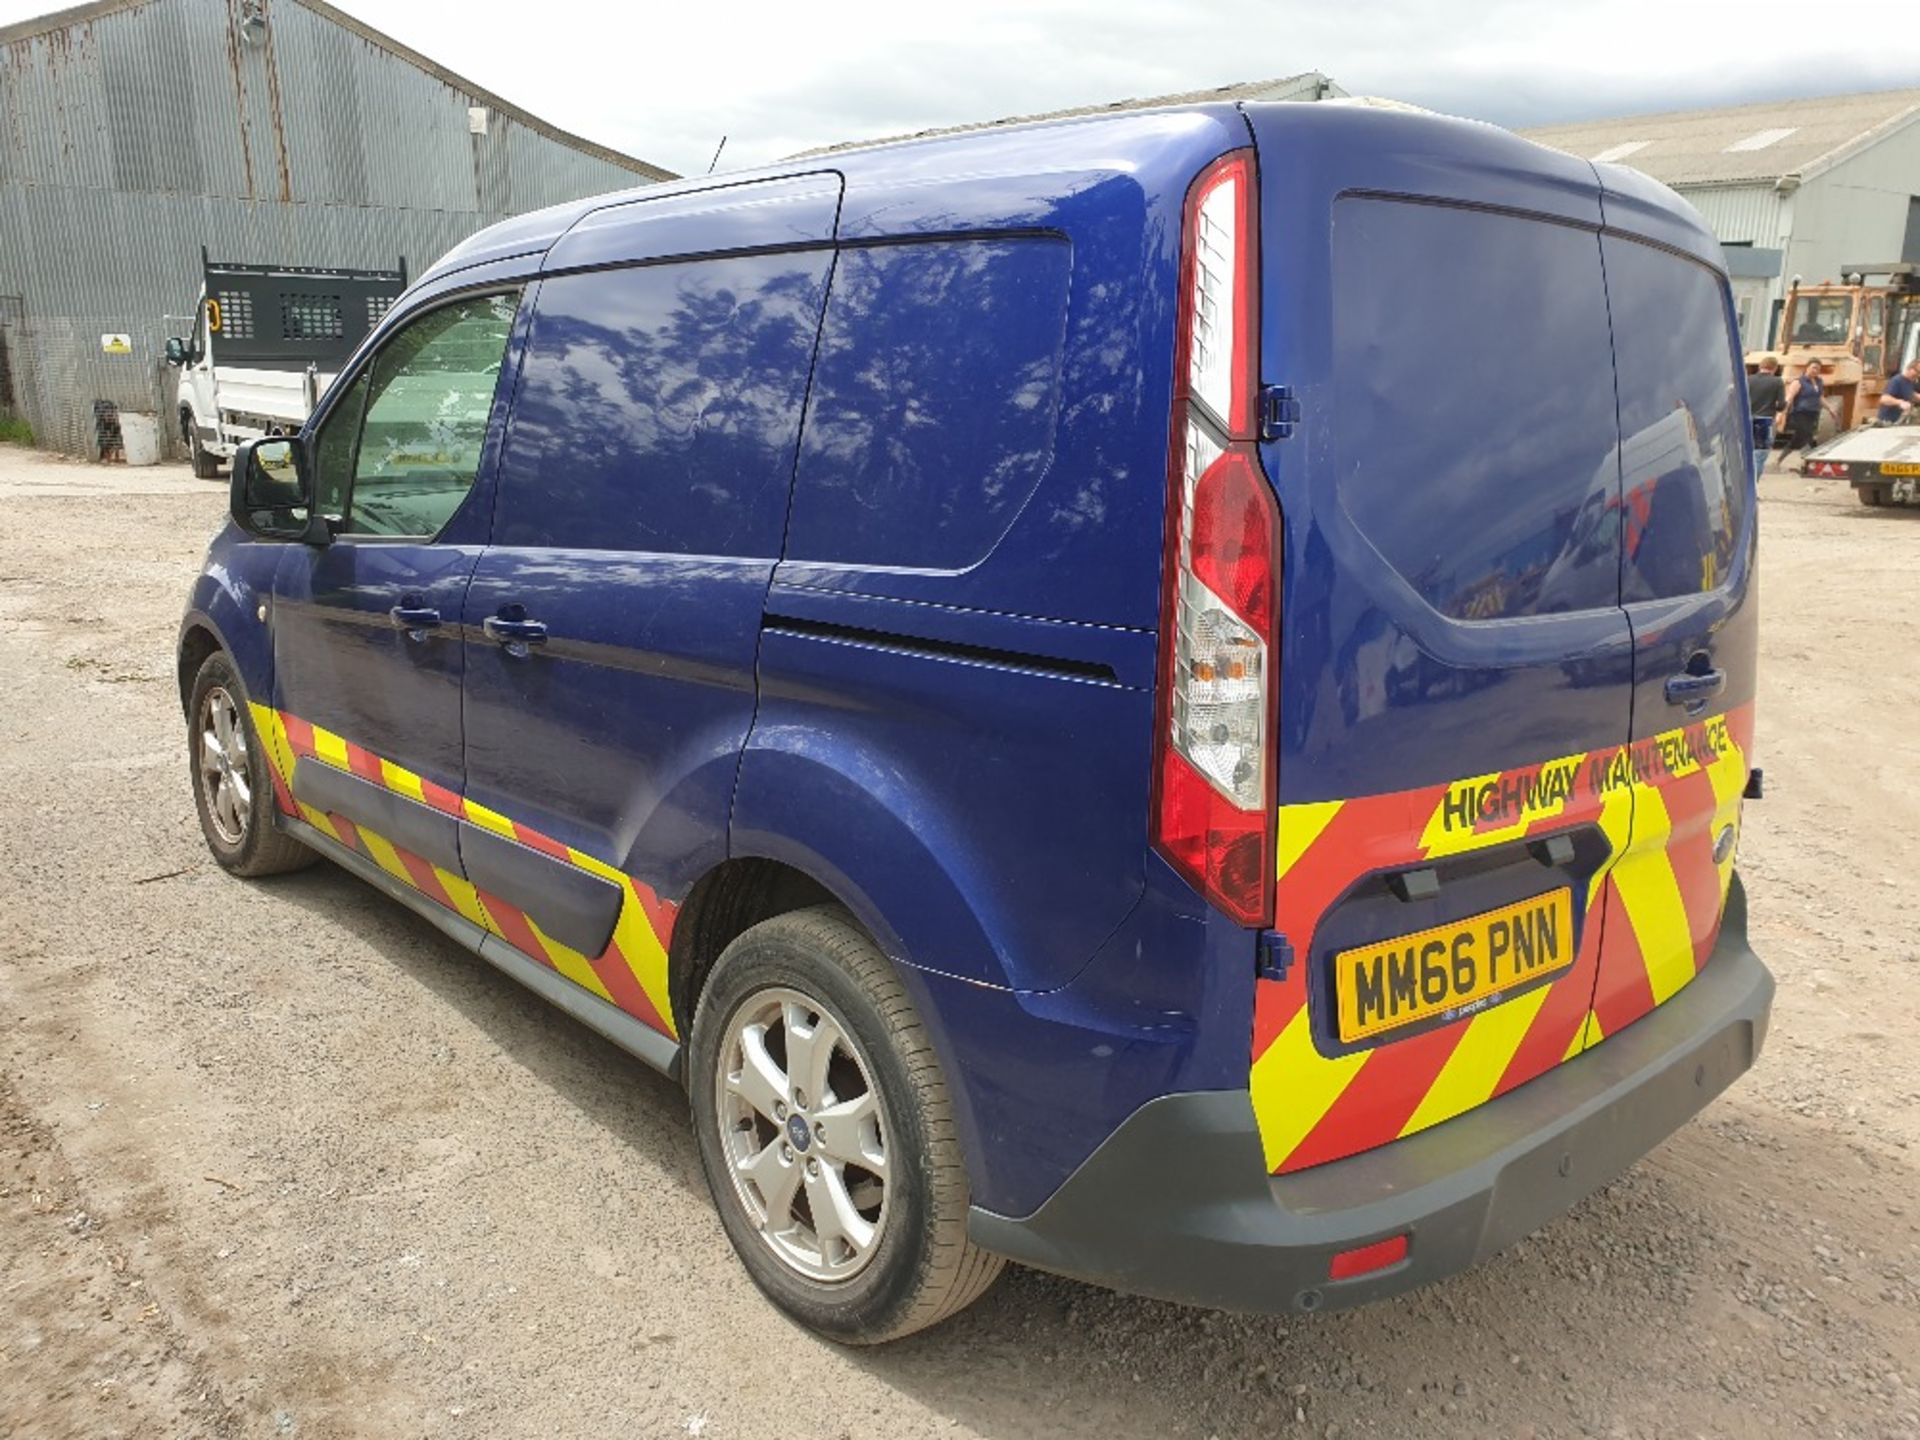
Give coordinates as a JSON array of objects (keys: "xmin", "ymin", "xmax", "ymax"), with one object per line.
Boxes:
[
  {"xmin": 1587, "ymin": 706, "xmax": 1752, "ymax": 1042},
  {"xmin": 1250, "ymin": 703, "xmax": 1752, "ymax": 1175},
  {"xmin": 249, "ymin": 703, "xmax": 679, "ymax": 1040}
]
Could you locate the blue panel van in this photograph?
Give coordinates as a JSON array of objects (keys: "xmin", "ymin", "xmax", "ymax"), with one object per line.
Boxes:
[{"xmin": 180, "ymin": 99, "xmax": 1773, "ymax": 1342}]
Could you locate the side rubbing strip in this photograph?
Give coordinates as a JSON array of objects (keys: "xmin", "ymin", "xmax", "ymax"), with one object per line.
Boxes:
[
  {"xmin": 283, "ymin": 814, "xmax": 678, "ymax": 1077},
  {"xmin": 459, "ymin": 822, "xmax": 624, "ymax": 959},
  {"xmin": 292, "ymin": 758, "xmax": 464, "ymax": 877}
]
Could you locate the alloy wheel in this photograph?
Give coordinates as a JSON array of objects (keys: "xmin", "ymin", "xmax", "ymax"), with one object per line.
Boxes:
[
  {"xmin": 196, "ymin": 685, "xmax": 252, "ymax": 846},
  {"xmin": 715, "ymin": 986, "xmax": 890, "ymax": 1283}
]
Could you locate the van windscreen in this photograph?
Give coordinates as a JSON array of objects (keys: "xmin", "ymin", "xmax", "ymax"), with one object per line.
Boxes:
[{"xmin": 1331, "ymin": 198, "xmax": 1620, "ymax": 621}]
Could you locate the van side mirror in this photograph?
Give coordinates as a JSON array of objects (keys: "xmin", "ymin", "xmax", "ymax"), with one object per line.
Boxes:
[
  {"xmin": 230, "ymin": 437, "xmax": 329, "ymax": 545},
  {"xmin": 164, "ymin": 336, "xmax": 187, "ymax": 365}
]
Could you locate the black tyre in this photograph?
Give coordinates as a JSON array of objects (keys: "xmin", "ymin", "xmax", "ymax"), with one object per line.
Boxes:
[
  {"xmin": 189, "ymin": 433, "xmax": 220, "ymax": 480},
  {"xmin": 188, "ymin": 423, "xmax": 220, "ymax": 479},
  {"xmin": 187, "ymin": 652, "xmax": 315, "ymax": 877},
  {"xmin": 1857, "ymin": 483, "xmax": 1889, "ymax": 507},
  {"xmin": 689, "ymin": 906, "xmax": 1003, "ymax": 1343}
]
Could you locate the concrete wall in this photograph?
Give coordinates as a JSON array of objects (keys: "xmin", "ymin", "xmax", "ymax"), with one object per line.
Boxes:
[{"xmin": 0, "ymin": 0, "xmax": 669, "ymax": 456}]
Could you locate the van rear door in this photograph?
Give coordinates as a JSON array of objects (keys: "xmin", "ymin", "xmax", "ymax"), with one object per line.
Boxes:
[
  {"xmin": 1584, "ymin": 174, "xmax": 1758, "ymax": 1041},
  {"xmin": 1238, "ymin": 104, "xmax": 1636, "ymax": 1175}
]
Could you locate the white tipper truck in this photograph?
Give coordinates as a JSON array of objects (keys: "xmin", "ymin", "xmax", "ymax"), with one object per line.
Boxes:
[{"xmin": 164, "ymin": 250, "xmax": 406, "ymax": 477}]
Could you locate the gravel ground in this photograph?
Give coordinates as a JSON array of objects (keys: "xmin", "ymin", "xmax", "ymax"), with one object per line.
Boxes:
[{"xmin": 2, "ymin": 443, "xmax": 1917, "ymax": 1440}]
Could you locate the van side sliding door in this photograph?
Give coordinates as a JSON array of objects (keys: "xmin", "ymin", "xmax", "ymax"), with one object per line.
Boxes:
[{"xmin": 454, "ymin": 175, "xmax": 842, "ymax": 1041}]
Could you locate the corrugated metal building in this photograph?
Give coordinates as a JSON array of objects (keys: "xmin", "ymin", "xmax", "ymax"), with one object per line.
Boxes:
[
  {"xmin": 0, "ymin": 0, "xmax": 673, "ymax": 456},
  {"xmin": 1521, "ymin": 89, "xmax": 1920, "ymax": 351}
]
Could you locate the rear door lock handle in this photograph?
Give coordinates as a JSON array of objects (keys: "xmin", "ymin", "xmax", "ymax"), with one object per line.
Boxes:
[{"xmin": 1664, "ymin": 667, "xmax": 1725, "ymax": 708}]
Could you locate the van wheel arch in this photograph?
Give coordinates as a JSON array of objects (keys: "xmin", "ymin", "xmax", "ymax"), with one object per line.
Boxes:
[
  {"xmin": 669, "ymin": 857, "xmax": 864, "ymax": 1058},
  {"xmin": 177, "ymin": 623, "xmax": 223, "ymax": 717}
]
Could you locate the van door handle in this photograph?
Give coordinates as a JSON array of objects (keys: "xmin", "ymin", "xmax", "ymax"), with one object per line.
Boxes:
[
  {"xmin": 483, "ymin": 610, "xmax": 548, "ymax": 657},
  {"xmin": 1664, "ymin": 668, "xmax": 1725, "ymax": 707},
  {"xmin": 388, "ymin": 603, "xmax": 442, "ymax": 637}
]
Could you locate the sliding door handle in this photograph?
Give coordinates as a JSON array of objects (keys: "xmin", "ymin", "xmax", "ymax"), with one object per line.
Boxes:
[
  {"xmin": 483, "ymin": 610, "xmax": 548, "ymax": 658},
  {"xmin": 388, "ymin": 603, "xmax": 442, "ymax": 639}
]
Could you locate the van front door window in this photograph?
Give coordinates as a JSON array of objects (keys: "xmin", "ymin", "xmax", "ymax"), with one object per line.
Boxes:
[{"xmin": 338, "ymin": 291, "xmax": 519, "ymax": 539}]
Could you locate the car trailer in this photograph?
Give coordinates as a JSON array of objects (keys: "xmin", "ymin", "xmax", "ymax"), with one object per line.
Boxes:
[{"xmin": 1802, "ymin": 421, "xmax": 1920, "ymax": 507}]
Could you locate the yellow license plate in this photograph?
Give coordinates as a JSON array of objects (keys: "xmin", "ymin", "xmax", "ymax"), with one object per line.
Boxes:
[
  {"xmin": 1335, "ymin": 890, "xmax": 1575, "ymax": 1043},
  {"xmin": 1880, "ymin": 463, "xmax": 1920, "ymax": 476}
]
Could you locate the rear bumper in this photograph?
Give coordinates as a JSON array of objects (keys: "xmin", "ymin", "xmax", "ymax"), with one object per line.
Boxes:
[{"xmin": 968, "ymin": 876, "xmax": 1772, "ymax": 1315}]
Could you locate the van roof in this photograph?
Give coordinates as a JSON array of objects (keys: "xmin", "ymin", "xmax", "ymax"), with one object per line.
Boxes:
[
  {"xmin": 418, "ymin": 100, "xmax": 1251, "ymax": 282},
  {"xmin": 420, "ymin": 100, "xmax": 1723, "ymax": 288}
]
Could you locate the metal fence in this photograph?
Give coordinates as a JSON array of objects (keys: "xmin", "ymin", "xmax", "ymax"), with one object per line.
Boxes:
[
  {"xmin": 0, "ymin": 308, "xmax": 190, "ymax": 459},
  {"xmin": 0, "ymin": 295, "xmax": 34, "ymax": 440}
]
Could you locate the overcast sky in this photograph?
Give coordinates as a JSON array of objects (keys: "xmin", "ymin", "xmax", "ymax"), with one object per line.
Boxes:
[{"xmin": 4, "ymin": 0, "xmax": 1917, "ymax": 175}]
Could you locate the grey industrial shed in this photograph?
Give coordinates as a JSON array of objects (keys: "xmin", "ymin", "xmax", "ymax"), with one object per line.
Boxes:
[
  {"xmin": 1521, "ymin": 89, "xmax": 1920, "ymax": 353},
  {"xmin": 0, "ymin": 0, "xmax": 674, "ymax": 457}
]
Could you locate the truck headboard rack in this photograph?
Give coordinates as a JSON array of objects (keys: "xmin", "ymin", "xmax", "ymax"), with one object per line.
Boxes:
[{"xmin": 201, "ymin": 246, "xmax": 407, "ymax": 371}]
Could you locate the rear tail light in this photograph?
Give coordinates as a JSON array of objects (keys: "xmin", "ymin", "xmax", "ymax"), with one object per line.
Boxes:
[{"xmin": 1152, "ymin": 149, "xmax": 1279, "ymax": 928}]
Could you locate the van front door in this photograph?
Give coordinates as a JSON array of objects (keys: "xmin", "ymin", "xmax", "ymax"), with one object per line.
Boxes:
[
  {"xmin": 268, "ymin": 290, "xmax": 521, "ymax": 879},
  {"xmin": 185, "ymin": 300, "xmax": 220, "ymax": 443}
]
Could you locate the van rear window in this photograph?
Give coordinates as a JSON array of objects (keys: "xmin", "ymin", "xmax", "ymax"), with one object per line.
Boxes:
[
  {"xmin": 785, "ymin": 237, "xmax": 1070, "ymax": 572},
  {"xmin": 1331, "ymin": 198, "xmax": 1621, "ymax": 621},
  {"xmin": 1601, "ymin": 234, "xmax": 1749, "ymax": 601}
]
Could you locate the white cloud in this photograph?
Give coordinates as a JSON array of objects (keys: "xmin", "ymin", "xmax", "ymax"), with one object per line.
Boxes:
[{"xmin": 1, "ymin": 0, "xmax": 1913, "ymax": 176}]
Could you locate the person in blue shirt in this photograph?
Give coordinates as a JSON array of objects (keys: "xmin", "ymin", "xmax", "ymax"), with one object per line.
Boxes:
[
  {"xmin": 1877, "ymin": 359, "xmax": 1920, "ymax": 424},
  {"xmin": 1778, "ymin": 359, "xmax": 1838, "ymax": 470}
]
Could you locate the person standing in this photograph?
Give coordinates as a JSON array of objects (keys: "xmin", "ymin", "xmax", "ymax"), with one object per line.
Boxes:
[
  {"xmin": 1877, "ymin": 358, "xmax": 1920, "ymax": 424},
  {"xmin": 1778, "ymin": 359, "xmax": 1835, "ymax": 471},
  {"xmin": 1748, "ymin": 354, "xmax": 1785, "ymax": 422},
  {"xmin": 1747, "ymin": 355, "xmax": 1785, "ymax": 460}
]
